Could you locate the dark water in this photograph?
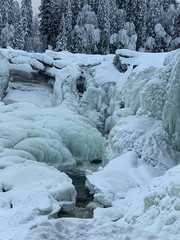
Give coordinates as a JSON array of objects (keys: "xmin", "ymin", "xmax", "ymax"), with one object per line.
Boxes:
[{"xmin": 58, "ymin": 170, "xmax": 93, "ymax": 219}]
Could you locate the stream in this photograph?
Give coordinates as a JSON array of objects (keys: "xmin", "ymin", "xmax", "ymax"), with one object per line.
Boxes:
[
  {"xmin": 58, "ymin": 169, "xmax": 94, "ymax": 219},
  {"xmin": 4, "ymin": 68, "xmax": 103, "ymax": 220}
]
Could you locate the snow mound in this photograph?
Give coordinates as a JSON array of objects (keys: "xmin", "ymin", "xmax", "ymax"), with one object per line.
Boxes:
[
  {"xmin": 0, "ymin": 102, "xmax": 104, "ymax": 168},
  {"xmin": 0, "ymin": 157, "xmax": 76, "ymax": 240},
  {"xmin": 86, "ymin": 151, "xmax": 163, "ymax": 206},
  {"xmin": 104, "ymin": 115, "xmax": 175, "ymax": 170},
  {"xmin": 114, "ymin": 164, "xmax": 180, "ymax": 239},
  {"xmin": 24, "ymin": 218, "xmax": 167, "ymax": 240}
]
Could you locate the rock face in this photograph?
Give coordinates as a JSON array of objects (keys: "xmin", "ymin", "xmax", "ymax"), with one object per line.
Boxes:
[{"xmin": 0, "ymin": 58, "xmax": 9, "ymax": 99}]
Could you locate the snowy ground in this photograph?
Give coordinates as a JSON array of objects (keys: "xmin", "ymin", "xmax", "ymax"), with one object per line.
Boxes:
[{"xmin": 0, "ymin": 48, "xmax": 179, "ymax": 239}]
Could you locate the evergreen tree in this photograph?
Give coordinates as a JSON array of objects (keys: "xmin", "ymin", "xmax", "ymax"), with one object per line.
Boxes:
[
  {"xmin": 77, "ymin": 4, "xmax": 98, "ymax": 27},
  {"xmin": 115, "ymin": 9, "xmax": 126, "ymax": 33},
  {"xmin": 13, "ymin": 1, "xmax": 24, "ymax": 49},
  {"xmin": 147, "ymin": 0, "xmax": 163, "ymax": 37},
  {"xmin": 39, "ymin": 0, "xmax": 61, "ymax": 50},
  {"xmin": 88, "ymin": 0, "xmax": 99, "ymax": 13},
  {"xmin": 72, "ymin": 4, "xmax": 100, "ymax": 53},
  {"xmin": 163, "ymin": 4, "xmax": 176, "ymax": 36},
  {"xmin": 163, "ymin": 0, "xmax": 177, "ymax": 11},
  {"xmin": 72, "ymin": 25, "xmax": 85, "ymax": 53},
  {"xmin": 21, "ymin": 0, "xmax": 33, "ymax": 51},
  {"xmin": 32, "ymin": 14, "xmax": 42, "ymax": 52},
  {"xmin": 39, "ymin": 0, "xmax": 55, "ymax": 50},
  {"xmin": 110, "ymin": 22, "xmax": 137, "ymax": 51},
  {"xmin": 109, "ymin": 0, "xmax": 118, "ymax": 35},
  {"xmin": 1, "ymin": 22, "xmax": 15, "ymax": 47},
  {"xmin": 0, "ymin": 13, "xmax": 2, "ymax": 47},
  {"xmin": 56, "ymin": 14, "xmax": 67, "ymax": 51},
  {"xmin": 171, "ymin": 6, "xmax": 180, "ymax": 49},
  {"xmin": 73, "ymin": 0, "xmax": 87, "ymax": 19},
  {"xmin": 1, "ymin": 0, "xmax": 14, "ymax": 27},
  {"xmin": 1, "ymin": 0, "xmax": 15, "ymax": 48},
  {"xmin": 154, "ymin": 23, "xmax": 171, "ymax": 52},
  {"xmin": 65, "ymin": 0, "xmax": 73, "ymax": 49},
  {"xmin": 98, "ymin": 0, "xmax": 110, "ymax": 54},
  {"xmin": 135, "ymin": 0, "xmax": 147, "ymax": 50}
]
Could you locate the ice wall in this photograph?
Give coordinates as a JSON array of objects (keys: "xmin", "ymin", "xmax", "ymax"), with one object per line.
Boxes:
[
  {"xmin": 105, "ymin": 49, "xmax": 180, "ymax": 168},
  {"xmin": 162, "ymin": 50, "xmax": 180, "ymax": 152}
]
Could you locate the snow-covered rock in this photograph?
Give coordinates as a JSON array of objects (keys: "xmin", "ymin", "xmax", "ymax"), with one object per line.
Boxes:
[
  {"xmin": 86, "ymin": 151, "xmax": 163, "ymax": 206},
  {"xmin": 104, "ymin": 115, "xmax": 175, "ymax": 170},
  {"xmin": 0, "ymin": 157, "xmax": 76, "ymax": 240},
  {"xmin": 114, "ymin": 163, "xmax": 180, "ymax": 239},
  {"xmin": 0, "ymin": 58, "xmax": 9, "ymax": 99}
]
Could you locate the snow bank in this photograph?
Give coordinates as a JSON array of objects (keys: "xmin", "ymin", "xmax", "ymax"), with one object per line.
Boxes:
[
  {"xmin": 86, "ymin": 151, "xmax": 163, "ymax": 206},
  {"xmin": 0, "ymin": 157, "xmax": 76, "ymax": 240},
  {"xmin": 24, "ymin": 218, "xmax": 167, "ymax": 240},
  {"xmin": 114, "ymin": 164, "xmax": 180, "ymax": 239},
  {"xmin": 86, "ymin": 156, "xmax": 180, "ymax": 239}
]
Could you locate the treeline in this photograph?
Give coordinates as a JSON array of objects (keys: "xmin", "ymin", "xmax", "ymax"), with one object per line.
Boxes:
[{"xmin": 0, "ymin": 0, "xmax": 180, "ymax": 53}]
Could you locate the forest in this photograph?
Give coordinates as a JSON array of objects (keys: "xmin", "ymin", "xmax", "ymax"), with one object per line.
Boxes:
[{"xmin": 0, "ymin": 0, "xmax": 180, "ymax": 53}]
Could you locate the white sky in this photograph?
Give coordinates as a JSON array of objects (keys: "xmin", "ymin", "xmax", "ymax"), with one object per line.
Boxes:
[{"xmin": 17, "ymin": 0, "xmax": 41, "ymax": 13}]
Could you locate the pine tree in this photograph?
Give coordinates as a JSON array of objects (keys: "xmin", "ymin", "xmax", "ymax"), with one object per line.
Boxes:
[
  {"xmin": 51, "ymin": 0, "xmax": 61, "ymax": 48},
  {"xmin": 88, "ymin": 0, "xmax": 99, "ymax": 13},
  {"xmin": 1, "ymin": 23, "xmax": 15, "ymax": 48},
  {"xmin": 111, "ymin": 22, "xmax": 137, "ymax": 51},
  {"xmin": 154, "ymin": 23, "xmax": 171, "ymax": 52},
  {"xmin": 109, "ymin": 0, "xmax": 118, "ymax": 35},
  {"xmin": 21, "ymin": 0, "xmax": 33, "ymax": 51},
  {"xmin": 147, "ymin": 0, "xmax": 163, "ymax": 37},
  {"xmin": 74, "ymin": 0, "xmax": 86, "ymax": 17},
  {"xmin": 1, "ymin": 0, "xmax": 14, "ymax": 27},
  {"xmin": 39, "ymin": 0, "xmax": 61, "ymax": 50},
  {"xmin": 39, "ymin": 0, "xmax": 55, "ymax": 50},
  {"xmin": 72, "ymin": 4, "xmax": 100, "ymax": 53},
  {"xmin": 32, "ymin": 14, "xmax": 41, "ymax": 52},
  {"xmin": 65, "ymin": 0, "xmax": 73, "ymax": 50},
  {"xmin": 163, "ymin": 0, "xmax": 177, "ymax": 11},
  {"xmin": 72, "ymin": 25, "xmax": 85, "ymax": 53},
  {"xmin": 97, "ymin": 0, "xmax": 110, "ymax": 54},
  {"xmin": 13, "ymin": 1, "xmax": 24, "ymax": 49},
  {"xmin": 163, "ymin": 4, "xmax": 176, "ymax": 36},
  {"xmin": 112, "ymin": 9, "xmax": 126, "ymax": 34},
  {"xmin": 135, "ymin": 0, "xmax": 147, "ymax": 50},
  {"xmin": 56, "ymin": 14, "xmax": 67, "ymax": 51},
  {"xmin": 1, "ymin": 0, "xmax": 15, "ymax": 48},
  {"xmin": 171, "ymin": 6, "xmax": 180, "ymax": 49},
  {"xmin": 0, "ymin": 13, "xmax": 2, "ymax": 47}
]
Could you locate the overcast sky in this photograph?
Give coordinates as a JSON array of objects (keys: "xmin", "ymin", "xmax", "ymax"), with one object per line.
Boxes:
[{"xmin": 17, "ymin": 0, "xmax": 41, "ymax": 13}]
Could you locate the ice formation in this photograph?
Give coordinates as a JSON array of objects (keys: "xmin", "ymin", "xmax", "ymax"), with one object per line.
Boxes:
[{"xmin": 0, "ymin": 47, "xmax": 179, "ymax": 240}]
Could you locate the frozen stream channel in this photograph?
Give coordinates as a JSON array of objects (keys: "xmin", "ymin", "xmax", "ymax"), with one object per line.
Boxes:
[{"xmin": 2, "ymin": 70, "xmax": 101, "ymax": 220}]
